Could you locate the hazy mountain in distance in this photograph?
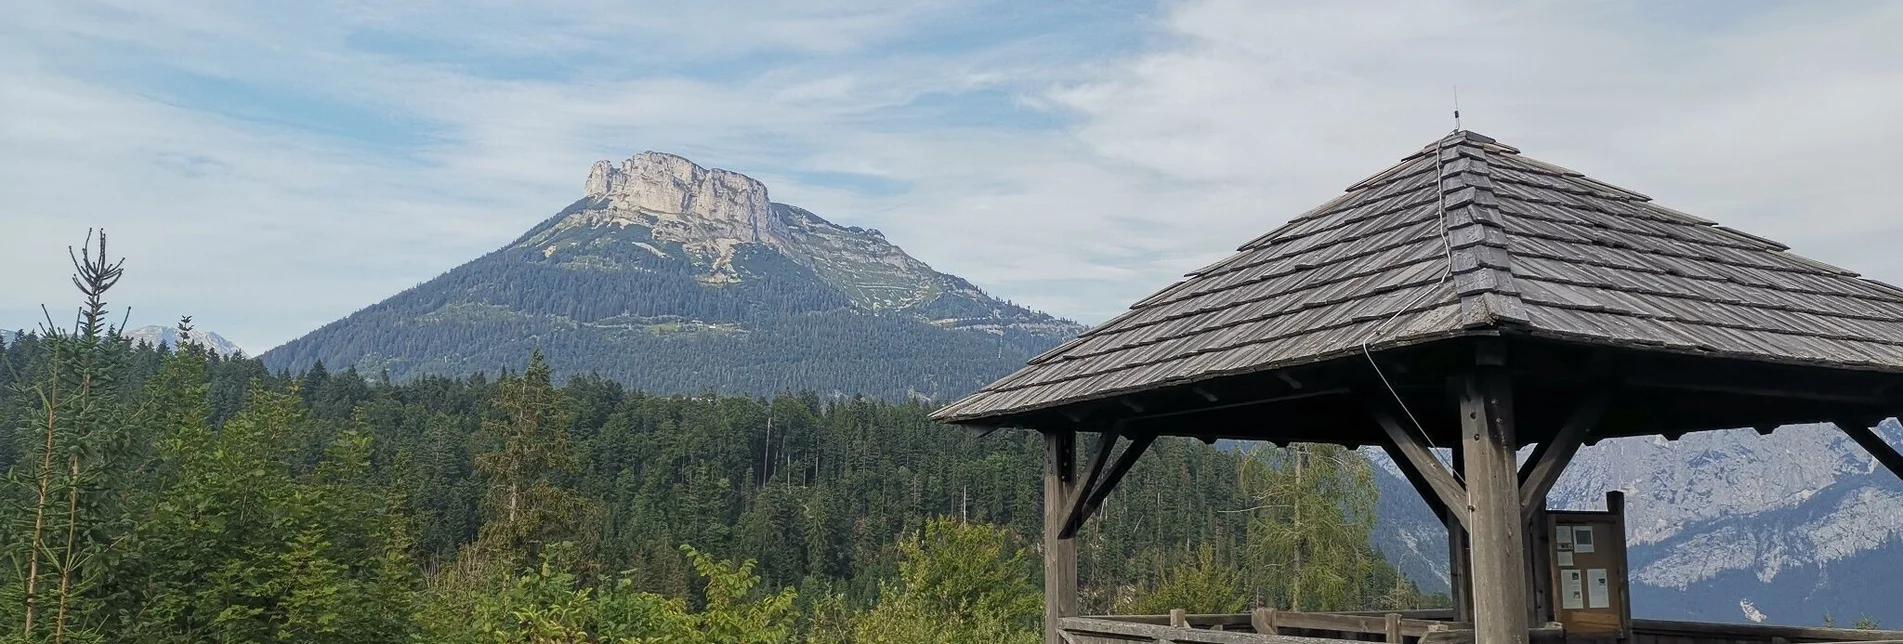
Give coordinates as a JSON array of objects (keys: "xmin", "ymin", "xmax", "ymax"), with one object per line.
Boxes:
[{"xmin": 4, "ymin": 325, "xmax": 243, "ymax": 357}]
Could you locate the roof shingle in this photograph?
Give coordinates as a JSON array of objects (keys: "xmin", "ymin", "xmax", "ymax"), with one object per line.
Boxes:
[{"xmin": 933, "ymin": 131, "xmax": 1903, "ymax": 424}]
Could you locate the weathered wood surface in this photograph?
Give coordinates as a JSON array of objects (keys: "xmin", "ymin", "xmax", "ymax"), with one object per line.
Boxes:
[
  {"xmin": 1044, "ymin": 430, "xmax": 1078, "ymax": 644},
  {"xmin": 1088, "ymin": 610, "xmax": 1450, "ymax": 636},
  {"xmin": 1458, "ymin": 361, "xmax": 1531, "ymax": 644},
  {"xmin": 1446, "ymin": 449, "xmax": 1473, "ymax": 623},
  {"xmin": 1371, "ymin": 403, "xmax": 1469, "ymax": 530},
  {"xmin": 1060, "ymin": 432, "xmax": 1155, "ymax": 539},
  {"xmin": 1062, "ymin": 614, "xmax": 1568, "ymax": 644},
  {"xmin": 1518, "ymin": 390, "xmax": 1609, "ymax": 521},
  {"xmin": 1058, "ymin": 617, "xmax": 1370, "ymax": 644}
]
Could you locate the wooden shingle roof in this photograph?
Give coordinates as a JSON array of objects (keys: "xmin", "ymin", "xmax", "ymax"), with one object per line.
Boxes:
[{"xmin": 934, "ymin": 130, "xmax": 1903, "ymax": 424}]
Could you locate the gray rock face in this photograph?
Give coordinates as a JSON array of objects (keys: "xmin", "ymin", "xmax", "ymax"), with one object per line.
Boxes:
[
  {"xmin": 584, "ymin": 152, "xmax": 786, "ymax": 248},
  {"xmin": 1366, "ymin": 421, "xmax": 1903, "ymax": 626},
  {"xmin": 1548, "ymin": 426, "xmax": 1877, "ymax": 547},
  {"xmin": 556, "ymin": 152, "xmax": 1082, "ymax": 334}
]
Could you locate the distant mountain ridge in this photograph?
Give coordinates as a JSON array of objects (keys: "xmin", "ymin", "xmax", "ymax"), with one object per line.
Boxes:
[
  {"xmin": 1363, "ymin": 421, "xmax": 1903, "ymax": 627},
  {"xmin": 3, "ymin": 325, "xmax": 243, "ymax": 357},
  {"xmin": 262, "ymin": 151, "xmax": 1081, "ymax": 399},
  {"xmin": 125, "ymin": 325, "xmax": 245, "ymax": 356}
]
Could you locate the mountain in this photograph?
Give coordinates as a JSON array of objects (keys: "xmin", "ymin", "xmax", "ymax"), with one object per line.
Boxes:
[
  {"xmin": 262, "ymin": 151, "xmax": 1081, "ymax": 399},
  {"xmin": 1364, "ymin": 421, "xmax": 1903, "ymax": 627},
  {"xmin": 2, "ymin": 326, "xmax": 243, "ymax": 357},
  {"xmin": 1570, "ymin": 422, "xmax": 1903, "ymax": 627},
  {"xmin": 125, "ymin": 325, "xmax": 245, "ymax": 356}
]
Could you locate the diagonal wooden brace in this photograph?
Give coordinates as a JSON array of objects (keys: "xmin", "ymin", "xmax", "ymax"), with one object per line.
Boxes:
[
  {"xmin": 1517, "ymin": 389, "xmax": 1611, "ymax": 522},
  {"xmin": 1060, "ymin": 430, "xmax": 1121, "ymax": 536},
  {"xmin": 1369, "ymin": 403, "xmax": 1469, "ymax": 531},
  {"xmin": 1838, "ymin": 420, "xmax": 1903, "ymax": 482},
  {"xmin": 1059, "ymin": 432, "xmax": 1155, "ymax": 539}
]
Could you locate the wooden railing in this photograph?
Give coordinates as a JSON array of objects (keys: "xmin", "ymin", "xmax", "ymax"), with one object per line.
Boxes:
[
  {"xmin": 1632, "ymin": 619, "xmax": 1903, "ymax": 644},
  {"xmin": 1060, "ymin": 611, "xmax": 1903, "ymax": 644},
  {"xmin": 1063, "ymin": 609, "xmax": 1562, "ymax": 644}
]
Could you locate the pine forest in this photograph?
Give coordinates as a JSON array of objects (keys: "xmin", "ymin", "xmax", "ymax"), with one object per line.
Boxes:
[{"xmin": 0, "ymin": 235, "xmax": 1442, "ymax": 642}]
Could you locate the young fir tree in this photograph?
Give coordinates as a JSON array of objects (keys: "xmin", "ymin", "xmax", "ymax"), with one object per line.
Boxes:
[
  {"xmin": 1240, "ymin": 443, "xmax": 1383, "ymax": 611},
  {"xmin": 1117, "ymin": 545, "xmax": 1246, "ymax": 616},
  {"xmin": 1, "ymin": 231, "xmax": 133, "ymax": 643},
  {"xmin": 118, "ymin": 363, "xmax": 419, "ymax": 644},
  {"xmin": 446, "ymin": 351, "xmax": 601, "ymax": 584},
  {"xmin": 848, "ymin": 518, "xmax": 1041, "ymax": 644}
]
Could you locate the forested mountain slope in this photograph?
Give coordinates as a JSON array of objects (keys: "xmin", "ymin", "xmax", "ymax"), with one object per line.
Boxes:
[{"xmin": 262, "ymin": 152, "xmax": 1079, "ymax": 400}]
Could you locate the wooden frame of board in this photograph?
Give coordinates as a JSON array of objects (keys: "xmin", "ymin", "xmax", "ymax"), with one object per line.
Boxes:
[{"xmin": 1546, "ymin": 493, "xmax": 1632, "ymax": 641}]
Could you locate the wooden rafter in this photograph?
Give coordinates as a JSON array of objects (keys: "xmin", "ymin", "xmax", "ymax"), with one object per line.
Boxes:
[
  {"xmin": 1839, "ymin": 421, "xmax": 1903, "ymax": 482},
  {"xmin": 1059, "ymin": 433, "xmax": 1156, "ymax": 539},
  {"xmin": 1517, "ymin": 389, "xmax": 1611, "ymax": 521},
  {"xmin": 1368, "ymin": 402, "xmax": 1469, "ymax": 530}
]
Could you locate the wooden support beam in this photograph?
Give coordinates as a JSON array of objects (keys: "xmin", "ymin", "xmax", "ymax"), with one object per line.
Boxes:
[
  {"xmin": 1369, "ymin": 403, "xmax": 1470, "ymax": 530},
  {"xmin": 1627, "ymin": 377, "xmax": 1892, "ymax": 406},
  {"xmin": 1059, "ymin": 433, "xmax": 1156, "ymax": 539},
  {"xmin": 1124, "ymin": 387, "xmax": 1347, "ymax": 423},
  {"xmin": 1042, "ymin": 430, "xmax": 1078, "ymax": 644},
  {"xmin": 1526, "ymin": 505, "xmax": 1551, "ymax": 624},
  {"xmin": 1838, "ymin": 421, "xmax": 1903, "ymax": 482},
  {"xmin": 1457, "ymin": 363, "xmax": 1530, "ymax": 644},
  {"xmin": 1448, "ymin": 448, "xmax": 1473, "ymax": 623},
  {"xmin": 1517, "ymin": 390, "xmax": 1610, "ymax": 522},
  {"xmin": 1382, "ymin": 442, "xmax": 1450, "ymax": 519},
  {"xmin": 1062, "ymin": 430, "xmax": 1121, "ymax": 537}
]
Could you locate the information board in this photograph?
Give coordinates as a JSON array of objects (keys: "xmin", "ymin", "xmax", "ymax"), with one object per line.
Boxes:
[{"xmin": 1546, "ymin": 500, "xmax": 1630, "ymax": 639}]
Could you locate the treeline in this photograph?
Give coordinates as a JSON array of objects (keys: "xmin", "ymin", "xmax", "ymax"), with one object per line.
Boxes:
[
  {"xmin": 259, "ymin": 208, "xmax": 1061, "ymax": 400},
  {"xmin": 0, "ymin": 236, "xmax": 1440, "ymax": 642}
]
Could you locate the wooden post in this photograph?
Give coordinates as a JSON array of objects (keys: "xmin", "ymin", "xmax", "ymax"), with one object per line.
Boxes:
[
  {"xmin": 1527, "ymin": 505, "xmax": 1551, "ymax": 624},
  {"xmin": 1449, "ymin": 448, "xmax": 1474, "ymax": 623},
  {"xmin": 1458, "ymin": 357, "xmax": 1530, "ymax": 644},
  {"xmin": 1043, "ymin": 430, "xmax": 1078, "ymax": 644},
  {"xmin": 1609, "ymin": 491, "xmax": 1632, "ymax": 644},
  {"xmin": 1386, "ymin": 613, "xmax": 1405, "ymax": 643},
  {"xmin": 1252, "ymin": 607, "xmax": 1279, "ymax": 635},
  {"xmin": 1171, "ymin": 609, "xmax": 1189, "ymax": 628}
]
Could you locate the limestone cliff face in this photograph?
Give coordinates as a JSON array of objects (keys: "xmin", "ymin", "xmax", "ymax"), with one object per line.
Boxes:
[
  {"xmin": 540, "ymin": 151, "xmax": 1080, "ymax": 333},
  {"xmin": 584, "ymin": 152, "xmax": 787, "ymax": 248}
]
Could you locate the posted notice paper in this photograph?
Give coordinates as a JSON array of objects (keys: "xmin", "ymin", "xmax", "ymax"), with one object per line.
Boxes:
[
  {"xmin": 1587, "ymin": 568, "xmax": 1611, "ymax": 609},
  {"xmin": 1561, "ymin": 569, "xmax": 1584, "ymax": 610}
]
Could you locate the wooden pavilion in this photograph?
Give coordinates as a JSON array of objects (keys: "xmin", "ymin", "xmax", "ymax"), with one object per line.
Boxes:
[{"xmin": 931, "ymin": 131, "xmax": 1903, "ymax": 644}]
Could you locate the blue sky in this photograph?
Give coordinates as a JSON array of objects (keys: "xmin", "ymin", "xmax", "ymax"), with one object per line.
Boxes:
[{"xmin": 5, "ymin": 1, "xmax": 1902, "ymax": 353}]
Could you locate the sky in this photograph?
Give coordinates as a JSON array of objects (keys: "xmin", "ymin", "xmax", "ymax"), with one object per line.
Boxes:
[{"xmin": 4, "ymin": 0, "xmax": 1902, "ymax": 354}]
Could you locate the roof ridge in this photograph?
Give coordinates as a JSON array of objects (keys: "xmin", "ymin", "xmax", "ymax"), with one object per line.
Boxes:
[{"xmin": 1437, "ymin": 136, "xmax": 1529, "ymax": 328}]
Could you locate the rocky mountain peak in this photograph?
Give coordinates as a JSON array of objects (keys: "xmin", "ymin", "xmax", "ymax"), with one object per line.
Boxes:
[{"xmin": 584, "ymin": 151, "xmax": 775, "ymax": 243}]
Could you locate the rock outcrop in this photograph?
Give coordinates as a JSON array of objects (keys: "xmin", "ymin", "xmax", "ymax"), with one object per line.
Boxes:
[
  {"xmin": 558, "ymin": 151, "xmax": 1082, "ymax": 334},
  {"xmin": 584, "ymin": 152, "xmax": 787, "ymax": 249}
]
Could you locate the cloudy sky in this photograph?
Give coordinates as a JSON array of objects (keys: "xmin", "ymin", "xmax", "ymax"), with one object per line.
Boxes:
[{"xmin": 5, "ymin": 0, "xmax": 1901, "ymax": 353}]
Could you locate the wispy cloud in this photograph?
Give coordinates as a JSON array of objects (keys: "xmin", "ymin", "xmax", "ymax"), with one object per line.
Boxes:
[{"xmin": 4, "ymin": 0, "xmax": 1901, "ymax": 353}]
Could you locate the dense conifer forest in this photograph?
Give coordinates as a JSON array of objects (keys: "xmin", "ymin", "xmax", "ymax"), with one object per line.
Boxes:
[
  {"xmin": 260, "ymin": 205, "xmax": 1075, "ymax": 401},
  {"xmin": 0, "ymin": 237, "xmax": 1439, "ymax": 642}
]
